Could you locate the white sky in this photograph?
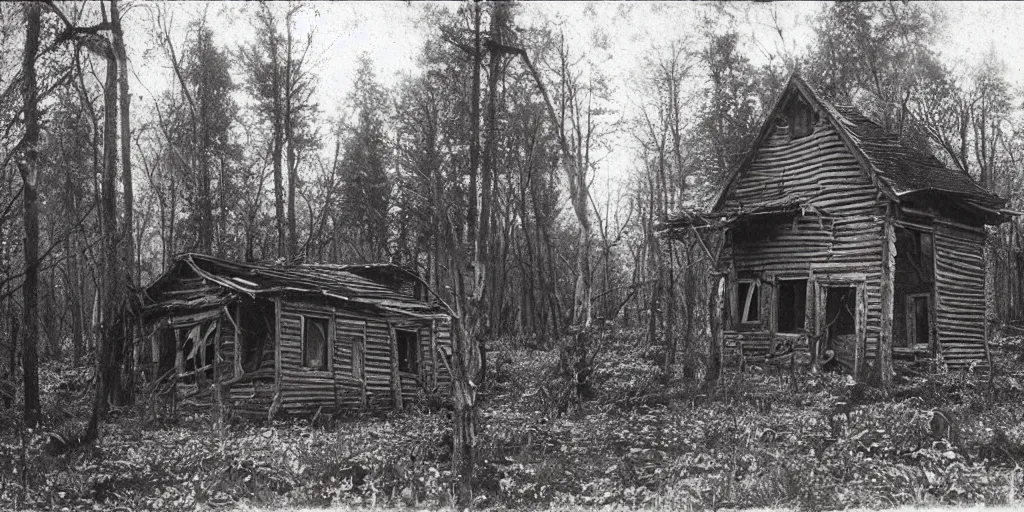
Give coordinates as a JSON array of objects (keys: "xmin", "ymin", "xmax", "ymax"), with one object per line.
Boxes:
[{"xmin": 117, "ymin": 1, "xmax": 1024, "ymax": 207}]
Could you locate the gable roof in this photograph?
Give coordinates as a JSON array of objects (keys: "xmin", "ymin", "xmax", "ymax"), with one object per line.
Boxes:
[
  {"xmin": 713, "ymin": 72, "xmax": 1006, "ymax": 219},
  {"xmin": 143, "ymin": 253, "xmax": 448, "ymax": 318}
]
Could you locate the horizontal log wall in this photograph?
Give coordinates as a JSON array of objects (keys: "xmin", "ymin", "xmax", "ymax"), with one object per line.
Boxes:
[
  {"xmin": 155, "ymin": 298, "xmax": 452, "ymax": 416},
  {"xmin": 277, "ymin": 307, "xmax": 332, "ymax": 415},
  {"xmin": 333, "ymin": 317, "xmax": 366, "ymax": 409},
  {"xmin": 434, "ymin": 321, "xmax": 453, "ymax": 390},
  {"xmin": 934, "ymin": 222, "xmax": 988, "ymax": 368},
  {"xmin": 721, "ymin": 118, "xmax": 885, "ymax": 364},
  {"xmin": 364, "ymin": 318, "xmax": 396, "ymax": 408}
]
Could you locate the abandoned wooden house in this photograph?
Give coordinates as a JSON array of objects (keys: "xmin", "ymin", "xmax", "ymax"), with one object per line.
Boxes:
[
  {"xmin": 659, "ymin": 73, "xmax": 1010, "ymax": 375},
  {"xmin": 141, "ymin": 253, "xmax": 453, "ymax": 417}
]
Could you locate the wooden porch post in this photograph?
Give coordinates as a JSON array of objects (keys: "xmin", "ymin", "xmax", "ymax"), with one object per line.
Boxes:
[
  {"xmin": 358, "ymin": 322, "xmax": 368, "ymax": 408},
  {"xmin": 387, "ymin": 321, "xmax": 403, "ymax": 410},
  {"xmin": 876, "ymin": 207, "xmax": 895, "ymax": 390},
  {"xmin": 430, "ymin": 319, "xmax": 438, "ymax": 391},
  {"xmin": 707, "ymin": 273, "xmax": 726, "ymax": 384}
]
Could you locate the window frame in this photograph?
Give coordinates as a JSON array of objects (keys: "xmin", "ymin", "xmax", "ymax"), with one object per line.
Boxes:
[
  {"xmin": 735, "ymin": 279, "xmax": 761, "ymax": 326},
  {"xmin": 395, "ymin": 328, "xmax": 420, "ymax": 374},
  {"xmin": 300, "ymin": 314, "xmax": 332, "ymax": 372}
]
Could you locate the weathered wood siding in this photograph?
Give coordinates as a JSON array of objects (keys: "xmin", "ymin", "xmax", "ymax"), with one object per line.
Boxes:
[
  {"xmin": 333, "ymin": 317, "xmax": 366, "ymax": 409},
  {"xmin": 434, "ymin": 321, "xmax": 453, "ymax": 390},
  {"xmin": 720, "ymin": 117, "xmax": 886, "ymax": 363},
  {"xmin": 278, "ymin": 303, "xmax": 335, "ymax": 414},
  {"xmin": 364, "ymin": 318, "xmax": 396, "ymax": 408},
  {"xmin": 156, "ymin": 298, "xmax": 453, "ymax": 416},
  {"xmin": 934, "ymin": 221, "xmax": 988, "ymax": 368}
]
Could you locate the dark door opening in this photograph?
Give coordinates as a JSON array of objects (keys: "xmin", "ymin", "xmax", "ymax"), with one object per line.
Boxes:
[
  {"xmin": 908, "ymin": 294, "xmax": 930, "ymax": 347},
  {"xmin": 824, "ymin": 286, "xmax": 857, "ymax": 371}
]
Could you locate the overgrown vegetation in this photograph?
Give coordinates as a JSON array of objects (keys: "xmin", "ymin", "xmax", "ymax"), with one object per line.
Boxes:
[{"xmin": 4, "ymin": 330, "xmax": 1024, "ymax": 510}]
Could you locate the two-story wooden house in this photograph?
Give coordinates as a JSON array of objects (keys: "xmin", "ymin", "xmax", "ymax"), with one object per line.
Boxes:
[{"xmin": 660, "ymin": 73, "xmax": 1008, "ymax": 376}]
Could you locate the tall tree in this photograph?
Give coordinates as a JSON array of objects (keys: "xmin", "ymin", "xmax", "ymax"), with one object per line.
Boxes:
[
  {"xmin": 111, "ymin": 0, "xmax": 133, "ymax": 283},
  {"xmin": 239, "ymin": 2, "xmax": 317, "ymax": 259},
  {"xmin": 338, "ymin": 57, "xmax": 391, "ymax": 261},
  {"xmin": 18, "ymin": 0, "xmax": 41, "ymax": 428}
]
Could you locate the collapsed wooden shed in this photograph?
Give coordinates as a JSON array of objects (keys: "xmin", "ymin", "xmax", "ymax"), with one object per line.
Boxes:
[
  {"xmin": 660, "ymin": 73, "xmax": 1011, "ymax": 374},
  {"xmin": 141, "ymin": 254, "xmax": 453, "ymax": 417}
]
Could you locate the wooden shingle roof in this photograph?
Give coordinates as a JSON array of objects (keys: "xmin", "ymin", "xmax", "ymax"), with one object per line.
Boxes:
[
  {"xmin": 829, "ymin": 104, "xmax": 1002, "ymax": 209},
  {"xmin": 710, "ymin": 72, "xmax": 1006, "ymax": 219}
]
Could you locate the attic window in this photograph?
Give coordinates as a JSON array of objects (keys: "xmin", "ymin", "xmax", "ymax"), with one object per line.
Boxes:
[{"xmin": 788, "ymin": 98, "xmax": 817, "ymax": 139}]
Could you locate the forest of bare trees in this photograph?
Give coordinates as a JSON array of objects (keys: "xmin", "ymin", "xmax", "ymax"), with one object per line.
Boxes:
[{"xmin": 4, "ymin": 1, "xmax": 1024, "ymax": 509}]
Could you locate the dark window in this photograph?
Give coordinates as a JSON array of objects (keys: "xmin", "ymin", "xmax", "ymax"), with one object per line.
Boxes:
[
  {"xmin": 913, "ymin": 295, "xmax": 929, "ymax": 346},
  {"xmin": 178, "ymin": 320, "xmax": 218, "ymax": 383},
  {"xmin": 789, "ymin": 98, "xmax": 816, "ymax": 139},
  {"xmin": 303, "ymin": 317, "xmax": 329, "ymax": 371},
  {"xmin": 736, "ymin": 281, "xmax": 760, "ymax": 324},
  {"xmin": 238, "ymin": 300, "xmax": 275, "ymax": 373},
  {"xmin": 826, "ymin": 287, "xmax": 856, "ymax": 336},
  {"xmin": 917, "ymin": 231, "xmax": 934, "ymax": 270},
  {"xmin": 156, "ymin": 327, "xmax": 177, "ymax": 376},
  {"xmin": 776, "ymin": 279, "xmax": 807, "ymax": 333},
  {"xmin": 396, "ymin": 329, "xmax": 418, "ymax": 373}
]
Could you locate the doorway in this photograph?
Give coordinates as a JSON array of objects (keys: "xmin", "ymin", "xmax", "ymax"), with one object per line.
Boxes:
[
  {"xmin": 824, "ymin": 285, "xmax": 857, "ymax": 371},
  {"xmin": 905, "ymin": 293, "xmax": 932, "ymax": 351}
]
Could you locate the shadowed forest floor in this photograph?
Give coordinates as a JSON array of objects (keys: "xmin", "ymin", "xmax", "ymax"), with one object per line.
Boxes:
[{"xmin": 3, "ymin": 331, "xmax": 1024, "ymax": 511}]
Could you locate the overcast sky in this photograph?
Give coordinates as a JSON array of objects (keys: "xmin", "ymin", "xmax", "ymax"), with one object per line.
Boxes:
[{"xmin": 119, "ymin": 1, "xmax": 1024, "ymax": 201}]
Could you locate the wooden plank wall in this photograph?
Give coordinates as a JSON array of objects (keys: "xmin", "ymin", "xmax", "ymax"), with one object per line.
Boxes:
[
  {"xmin": 333, "ymin": 317, "xmax": 365, "ymax": 409},
  {"xmin": 277, "ymin": 304, "xmax": 336, "ymax": 414},
  {"xmin": 721, "ymin": 115, "xmax": 885, "ymax": 364},
  {"xmin": 934, "ymin": 222, "xmax": 988, "ymax": 368},
  {"xmin": 434, "ymin": 321, "xmax": 453, "ymax": 390},
  {"xmin": 159, "ymin": 299, "xmax": 453, "ymax": 416}
]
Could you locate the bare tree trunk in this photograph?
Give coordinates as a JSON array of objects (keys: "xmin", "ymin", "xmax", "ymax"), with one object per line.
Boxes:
[
  {"xmin": 449, "ymin": 261, "xmax": 481, "ymax": 508},
  {"xmin": 69, "ymin": 239, "xmax": 85, "ymax": 367},
  {"xmin": 270, "ymin": 13, "xmax": 286, "ymax": 259},
  {"xmin": 112, "ymin": 0, "xmax": 133, "ymax": 280},
  {"xmin": 85, "ymin": 40, "xmax": 123, "ymax": 443},
  {"xmin": 111, "ymin": 0, "xmax": 135, "ymax": 405},
  {"xmin": 19, "ymin": 1, "xmax": 42, "ymax": 428},
  {"xmin": 466, "ymin": 1, "xmax": 481, "ymax": 250},
  {"xmin": 477, "ymin": 1, "xmax": 508, "ymax": 385},
  {"xmin": 285, "ymin": 9, "xmax": 298, "ymax": 259}
]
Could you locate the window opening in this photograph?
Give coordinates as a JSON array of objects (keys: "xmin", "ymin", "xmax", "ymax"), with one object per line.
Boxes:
[
  {"xmin": 238, "ymin": 300, "xmax": 275, "ymax": 373},
  {"xmin": 912, "ymin": 295, "xmax": 929, "ymax": 346},
  {"xmin": 736, "ymin": 280, "xmax": 760, "ymax": 324},
  {"xmin": 178, "ymin": 319, "xmax": 218, "ymax": 383},
  {"xmin": 776, "ymin": 279, "xmax": 807, "ymax": 333},
  {"xmin": 303, "ymin": 316, "xmax": 329, "ymax": 371},
  {"xmin": 789, "ymin": 97, "xmax": 817, "ymax": 139},
  {"xmin": 396, "ymin": 329, "xmax": 419, "ymax": 373}
]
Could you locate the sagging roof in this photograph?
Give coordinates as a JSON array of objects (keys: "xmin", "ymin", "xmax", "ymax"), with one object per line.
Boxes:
[
  {"xmin": 143, "ymin": 253, "xmax": 448, "ymax": 318},
  {"xmin": 708, "ymin": 72, "xmax": 1006, "ymax": 220},
  {"xmin": 830, "ymin": 104, "xmax": 1002, "ymax": 210},
  {"xmin": 657, "ymin": 197, "xmax": 824, "ymax": 234}
]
